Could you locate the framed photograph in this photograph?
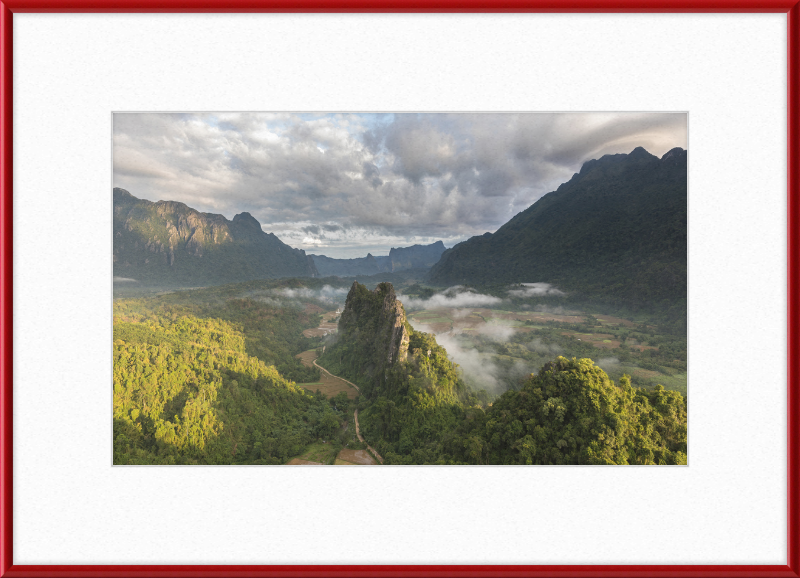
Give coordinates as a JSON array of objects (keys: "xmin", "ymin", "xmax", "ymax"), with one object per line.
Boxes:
[{"xmin": 1, "ymin": 2, "xmax": 797, "ymax": 577}]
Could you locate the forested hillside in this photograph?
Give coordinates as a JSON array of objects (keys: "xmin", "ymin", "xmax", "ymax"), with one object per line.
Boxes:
[
  {"xmin": 319, "ymin": 281, "xmax": 687, "ymax": 465},
  {"xmin": 460, "ymin": 357, "xmax": 686, "ymax": 465},
  {"xmin": 113, "ymin": 282, "xmax": 344, "ymax": 464},
  {"xmin": 428, "ymin": 147, "xmax": 687, "ymax": 320}
]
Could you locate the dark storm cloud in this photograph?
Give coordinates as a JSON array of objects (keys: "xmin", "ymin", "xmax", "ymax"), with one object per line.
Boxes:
[
  {"xmin": 362, "ymin": 162, "xmax": 383, "ymax": 189},
  {"xmin": 113, "ymin": 112, "xmax": 686, "ymax": 257}
]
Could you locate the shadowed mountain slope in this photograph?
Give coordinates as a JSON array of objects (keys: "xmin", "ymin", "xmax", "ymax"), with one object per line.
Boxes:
[
  {"xmin": 428, "ymin": 147, "xmax": 687, "ymax": 316},
  {"xmin": 113, "ymin": 188, "xmax": 317, "ymax": 285}
]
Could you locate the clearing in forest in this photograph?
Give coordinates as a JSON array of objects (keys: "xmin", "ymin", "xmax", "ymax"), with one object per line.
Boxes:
[
  {"xmin": 295, "ymin": 349, "xmax": 359, "ymax": 399},
  {"xmin": 335, "ymin": 449, "xmax": 377, "ymax": 465},
  {"xmin": 302, "ymin": 310, "xmax": 340, "ymax": 338},
  {"xmin": 286, "ymin": 440, "xmax": 339, "ymax": 465}
]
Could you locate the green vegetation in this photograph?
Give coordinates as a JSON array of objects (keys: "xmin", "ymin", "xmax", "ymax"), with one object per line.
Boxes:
[
  {"xmin": 463, "ymin": 358, "xmax": 686, "ymax": 465},
  {"xmin": 407, "ymin": 307, "xmax": 687, "ymax": 396},
  {"xmin": 113, "ymin": 280, "xmax": 351, "ymax": 464},
  {"xmin": 112, "ymin": 144, "xmax": 689, "ymax": 465},
  {"xmin": 319, "ymin": 282, "xmax": 686, "ymax": 465}
]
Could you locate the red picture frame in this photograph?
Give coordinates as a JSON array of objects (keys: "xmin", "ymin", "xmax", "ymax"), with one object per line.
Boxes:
[{"xmin": 1, "ymin": 3, "xmax": 797, "ymax": 578}]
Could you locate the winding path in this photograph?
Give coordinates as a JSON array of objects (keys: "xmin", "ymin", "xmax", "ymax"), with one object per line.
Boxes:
[
  {"xmin": 307, "ymin": 311, "xmax": 384, "ymax": 465},
  {"xmin": 313, "ymin": 359, "xmax": 360, "ymax": 392},
  {"xmin": 313, "ymin": 358, "xmax": 384, "ymax": 464},
  {"xmin": 354, "ymin": 408, "xmax": 384, "ymax": 464}
]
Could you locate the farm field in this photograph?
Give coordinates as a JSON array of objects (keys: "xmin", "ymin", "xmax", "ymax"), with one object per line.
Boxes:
[
  {"xmin": 287, "ymin": 411, "xmax": 377, "ymax": 466},
  {"xmin": 285, "ymin": 440, "xmax": 339, "ymax": 465},
  {"xmin": 406, "ymin": 305, "xmax": 687, "ymax": 395},
  {"xmin": 302, "ymin": 309, "xmax": 340, "ymax": 338},
  {"xmin": 335, "ymin": 449, "xmax": 377, "ymax": 465},
  {"xmin": 295, "ymin": 347, "xmax": 359, "ymax": 399}
]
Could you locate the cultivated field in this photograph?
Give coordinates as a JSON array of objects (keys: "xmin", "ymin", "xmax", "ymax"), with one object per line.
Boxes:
[
  {"xmin": 335, "ymin": 449, "xmax": 377, "ymax": 465},
  {"xmin": 302, "ymin": 310, "xmax": 340, "ymax": 338},
  {"xmin": 407, "ymin": 306, "xmax": 687, "ymax": 395},
  {"xmin": 295, "ymin": 349, "xmax": 359, "ymax": 399}
]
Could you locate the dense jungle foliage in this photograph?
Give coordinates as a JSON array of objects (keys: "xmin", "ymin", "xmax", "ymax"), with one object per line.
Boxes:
[
  {"xmin": 113, "ymin": 282, "xmax": 347, "ymax": 464},
  {"xmin": 113, "ymin": 277, "xmax": 688, "ymax": 466},
  {"xmin": 319, "ymin": 282, "xmax": 686, "ymax": 465}
]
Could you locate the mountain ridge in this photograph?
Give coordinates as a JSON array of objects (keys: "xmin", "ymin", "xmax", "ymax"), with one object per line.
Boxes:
[
  {"xmin": 310, "ymin": 240, "xmax": 446, "ymax": 277},
  {"xmin": 428, "ymin": 147, "xmax": 687, "ymax": 318},
  {"xmin": 113, "ymin": 188, "xmax": 318, "ymax": 285}
]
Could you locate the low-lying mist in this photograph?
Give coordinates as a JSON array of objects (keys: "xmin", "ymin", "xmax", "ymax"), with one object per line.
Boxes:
[
  {"xmin": 271, "ymin": 285, "xmax": 349, "ymax": 304},
  {"xmin": 400, "ymin": 284, "xmax": 572, "ymax": 395},
  {"xmin": 239, "ymin": 284, "xmax": 349, "ymax": 310},
  {"xmin": 399, "ymin": 282, "xmax": 566, "ymax": 312},
  {"xmin": 410, "ymin": 317, "xmax": 540, "ymax": 396},
  {"xmin": 399, "ymin": 285, "xmax": 503, "ymax": 310},
  {"xmin": 507, "ymin": 282, "xmax": 565, "ymax": 298}
]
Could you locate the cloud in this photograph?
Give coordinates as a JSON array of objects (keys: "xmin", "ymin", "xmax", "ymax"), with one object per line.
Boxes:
[
  {"xmin": 399, "ymin": 286, "xmax": 503, "ymax": 310},
  {"xmin": 114, "ymin": 112, "xmax": 687, "ymax": 258},
  {"xmin": 507, "ymin": 282, "xmax": 565, "ymax": 298},
  {"xmin": 271, "ymin": 284, "xmax": 348, "ymax": 304},
  {"xmin": 596, "ymin": 357, "xmax": 621, "ymax": 372},
  {"xmin": 412, "ymin": 321, "xmax": 504, "ymax": 393},
  {"xmin": 470, "ymin": 323, "xmax": 517, "ymax": 342},
  {"xmin": 528, "ymin": 338, "xmax": 563, "ymax": 355}
]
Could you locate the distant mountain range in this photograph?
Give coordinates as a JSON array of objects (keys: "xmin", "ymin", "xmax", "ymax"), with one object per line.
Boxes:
[
  {"xmin": 115, "ymin": 145, "xmax": 686, "ymax": 312},
  {"xmin": 113, "ymin": 188, "xmax": 448, "ymax": 286},
  {"xmin": 428, "ymin": 147, "xmax": 687, "ymax": 314},
  {"xmin": 310, "ymin": 241, "xmax": 446, "ymax": 277},
  {"xmin": 113, "ymin": 188, "xmax": 317, "ymax": 285}
]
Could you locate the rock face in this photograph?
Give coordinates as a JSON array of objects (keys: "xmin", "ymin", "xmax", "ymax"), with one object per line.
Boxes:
[
  {"xmin": 113, "ymin": 188, "xmax": 318, "ymax": 285},
  {"xmin": 336, "ymin": 282, "xmax": 410, "ymax": 382},
  {"xmin": 376, "ymin": 284, "xmax": 411, "ymax": 365}
]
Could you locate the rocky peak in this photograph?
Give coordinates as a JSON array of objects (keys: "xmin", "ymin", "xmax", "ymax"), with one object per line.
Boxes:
[
  {"xmin": 232, "ymin": 212, "xmax": 262, "ymax": 231},
  {"xmin": 579, "ymin": 146, "xmax": 658, "ymax": 175},
  {"xmin": 340, "ymin": 281, "xmax": 410, "ymax": 368},
  {"xmin": 628, "ymin": 146, "xmax": 657, "ymax": 160},
  {"xmin": 661, "ymin": 147, "xmax": 687, "ymax": 163},
  {"xmin": 113, "ymin": 188, "xmax": 318, "ymax": 283}
]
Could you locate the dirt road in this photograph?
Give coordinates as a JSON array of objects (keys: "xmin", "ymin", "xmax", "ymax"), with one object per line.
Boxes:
[
  {"xmin": 296, "ymin": 350, "xmax": 359, "ymax": 399},
  {"xmin": 313, "ymin": 359, "xmax": 360, "ymax": 392},
  {"xmin": 298, "ymin": 310, "xmax": 384, "ymax": 465},
  {"xmin": 354, "ymin": 408, "xmax": 384, "ymax": 464}
]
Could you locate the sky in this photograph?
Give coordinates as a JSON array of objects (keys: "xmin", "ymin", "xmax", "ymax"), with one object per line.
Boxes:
[{"xmin": 113, "ymin": 112, "xmax": 687, "ymax": 258}]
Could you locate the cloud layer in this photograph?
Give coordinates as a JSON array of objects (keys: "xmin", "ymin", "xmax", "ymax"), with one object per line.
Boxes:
[
  {"xmin": 507, "ymin": 282, "xmax": 565, "ymax": 298},
  {"xmin": 399, "ymin": 285, "xmax": 504, "ymax": 310},
  {"xmin": 114, "ymin": 112, "xmax": 687, "ymax": 257}
]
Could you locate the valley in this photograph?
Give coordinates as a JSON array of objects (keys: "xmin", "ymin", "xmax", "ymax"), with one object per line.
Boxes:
[
  {"xmin": 406, "ymin": 305, "xmax": 686, "ymax": 396},
  {"xmin": 112, "ymin": 135, "xmax": 688, "ymax": 466}
]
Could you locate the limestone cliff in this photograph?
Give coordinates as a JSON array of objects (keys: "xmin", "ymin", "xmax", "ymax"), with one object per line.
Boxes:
[
  {"xmin": 323, "ymin": 281, "xmax": 411, "ymax": 396},
  {"xmin": 338, "ymin": 281, "xmax": 410, "ymax": 366},
  {"xmin": 113, "ymin": 188, "xmax": 318, "ymax": 285}
]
